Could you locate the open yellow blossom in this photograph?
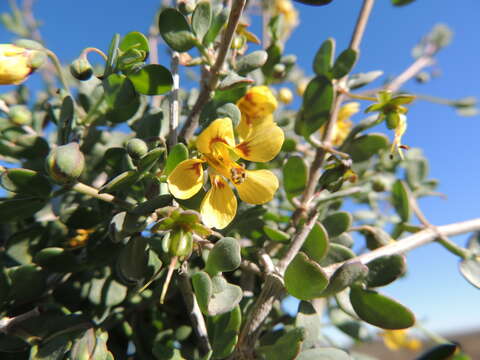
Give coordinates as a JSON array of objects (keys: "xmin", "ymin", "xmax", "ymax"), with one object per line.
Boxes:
[
  {"xmin": 236, "ymin": 86, "xmax": 278, "ymax": 139},
  {"xmin": 167, "ymin": 118, "xmax": 284, "ymax": 229},
  {"xmin": 380, "ymin": 329, "xmax": 422, "ymax": 351},
  {"xmin": 0, "ymin": 44, "xmax": 37, "ymax": 85},
  {"xmin": 321, "ymin": 102, "xmax": 360, "ymax": 146}
]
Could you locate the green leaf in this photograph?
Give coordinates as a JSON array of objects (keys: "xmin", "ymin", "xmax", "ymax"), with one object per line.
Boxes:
[
  {"xmin": 205, "ymin": 237, "xmax": 241, "ymax": 276},
  {"xmin": 0, "ymin": 196, "xmax": 46, "ymax": 223},
  {"xmin": 127, "ymin": 64, "xmax": 173, "ymax": 95},
  {"xmin": 344, "ymin": 133, "xmax": 389, "ymax": 162},
  {"xmin": 416, "ymin": 343, "xmax": 458, "ymax": 360},
  {"xmin": 392, "ymin": 180, "xmax": 411, "ymax": 222},
  {"xmin": 58, "ymin": 95, "xmax": 75, "ymax": 145},
  {"xmin": 33, "ymin": 247, "xmax": 81, "ymax": 273},
  {"xmin": 210, "ymin": 306, "xmax": 241, "ymax": 359},
  {"xmin": 207, "ymin": 280, "xmax": 243, "ymax": 316},
  {"xmin": 392, "ymin": 0, "xmax": 416, "ymax": 6},
  {"xmin": 298, "ymin": 75, "xmax": 334, "ymax": 136},
  {"xmin": 164, "ymin": 143, "xmax": 189, "ymax": 176},
  {"xmin": 218, "ymin": 72, "xmax": 253, "ymax": 91},
  {"xmin": 257, "ymin": 328, "xmax": 305, "ymax": 360},
  {"xmin": 320, "ymin": 243, "xmax": 355, "ymax": 267},
  {"xmin": 295, "ymin": 301, "xmax": 323, "ymax": 350},
  {"xmin": 203, "ymin": 7, "xmax": 229, "ymax": 46},
  {"xmin": 284, "ymin": 252, "xmax": 329, "ymax": 300},
  {"xmin": 297, "ymin": 348, "xmax": 351, "ymax": 360},
  {"xmin": 71, "ymin": 328, "xmax": 109, "ymax": 360},
  {"xmin": 322, "ymin": 262, "xmax": 368, "ymax": 296},
  {"xmin": 236, "ymin": 50, "xmax": 269, "ymax": 75},
  {"xmin": 459, "ymin": 258, "xmax": 480, "ymax": 289},
  {"xmin": 347, "ymin": 70, "xmax": 383, "ymax": 90},
  {"xmin": 332, "ymin": 48, "xmax": 358, "ymax": 79},
  {"xmin": 138, "ymin": 147, "xmax": 164, "ymax": 174},
  {"xmin": 0, "ymin": 168, "xmax": 51, "ymax": 197},
  {"xmin": 8, "ymin": 264, "xmax": 46, "ymax": 301},
  {"xmin": 466, "ymin": 232, "xmax": 480, "ymax": 254},
  {"xmin": 30, "ymin": 333, "xmax": 71, "ymax": 360},
  {"xmin": 192, "ymin": 271, "xmax": 213, "ymax": 314},
  {"xmin": 313, "ymin": 38, "xmax": 335, "ymax": 76},
  {"xmin": 366, "ymin": 255, "xmax": 406, "ymax": 287},
  {"xmin": 119, "ymin": 31, "xmax": 149, "ymax": 55},
  {"xmin": 117, "ymin": 235, "xmax": 149, "ymax": 285},
  {"xmin": 322, "ymin": 211, "xmax": 352, "ymax": 237},
  {"xmin": 216, "ymin": 103, "xmax": 241, "ymax": 127},
  {"xmin": 350, "ymin": 286, "xmax": 416, "ymax": 329},
  {"xmin": 283, "ymin": 156, "xmax": 308, "ymax": 196},
  {"xmin": 262, "ymin": 42, "xmax": 283, "ymax": 79},
  {"xmin": 103, "ymin": 73, "xmax": 138, "ymax": 108},
  {"xmin": 159, "ymin": 8, "xmax": 196, "ymax": 52},
  {"xmin": 192, "ymin": 1, "xmax": 212, "ymax": 42},
  {"xmin": 104, "ymin": 33, "xmax": 120, "ymax": 77},
  {"xmin": 88, "ymin": 275, "xmax": 127, "ymax": 307},
  {"xmin": 99, "ymin": 170, "xmax": 140, "ymax": 194},
  {"xmin": 263, "ymin": 226, "xmax": 290, "ymax": 243},
  {"xmin": 302, "ymin": 222, "xmax": 329, "ymax": 263}
]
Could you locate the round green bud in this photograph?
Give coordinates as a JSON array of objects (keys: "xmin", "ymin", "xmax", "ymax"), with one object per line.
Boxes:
[
  {"xmin": 9, "ymin": 105, "xmax": 32, "ymax": 125},
  {"xmin": 70, "ymin": 58, "xmax": 93, "ymax": 81},
  {"xmin": 126, "ymin": 138, "xmax": 148, "ymax": 159},
  {"xmin": 385, "ymin": 111, "xmax": 400, "ymax": 130},
  {"xmin": 273, "ymin": 63, "xmax": 286, "ymax": 79},
  {"xmin": 371, "ymin": 176, "xmax": 388, "ymax": 192},
  {"xmin": 45, "ymin": 142, "xmax": 85, "ymax": 184}
]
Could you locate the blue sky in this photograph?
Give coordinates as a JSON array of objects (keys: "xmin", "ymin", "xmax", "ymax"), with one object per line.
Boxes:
[{"xmin": 1, "ymin": 0, "xmax": 479, "ymax": 337}]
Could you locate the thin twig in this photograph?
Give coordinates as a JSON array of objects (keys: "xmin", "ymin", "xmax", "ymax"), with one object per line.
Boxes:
[
  {"xmin": 0, "ymin": 307, "xmax": 42, "ymax": 334},
  {"xmin": 385, "ymin": 56, "xmax": 434, "ymax": 92},
  {"xmin": 168, "ymin": 52, "xmax": 180, "ymax": 147},
  {"xmin": 179, "ymin": 0, "xmax": 247, "ymax": 142},
  {"xmin": 71, "ymin": 182, "xmax": 134, "ymax": 210}
]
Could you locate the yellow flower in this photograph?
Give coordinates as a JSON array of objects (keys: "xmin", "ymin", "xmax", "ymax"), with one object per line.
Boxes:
[
  {"xmin": 380, "ymin": 329, "xmax": 422, "ymax": 351},
  {"xmin": 0, "ymin": 44, "xmax": 37, "ymax": 85},
  {"xmin": 236, "ymin": 86, "xmax": 278, "ymax": 139},
  {"xmin": 274, "ymin": 0, "xmax": 299, "ymax": 38},
  {"xmin": 68, "ymin": 228, "xmax": 94, "ymax": 248},
  {"xmin": 167, "ymin": 118, "xmax": 284, "ymax": 229},
  {"xmin": 392, "ymin": 114, "xmax": 408, "ymax": 159},
  {"xmin": 321, "ymin": 102, "xmax": 360, "ymax": 146}
]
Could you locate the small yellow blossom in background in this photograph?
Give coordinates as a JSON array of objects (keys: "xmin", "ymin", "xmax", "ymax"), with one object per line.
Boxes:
[
  {"xmin": 0, "ymin": 44, "xmax": 38, "ymax": 85},
  {"xmin": 296, "ymin": 79, "xmax": 309, "ymax": 97},
  {"xmin": 274, "ymin": 0, "xmax": 299, "ymax": 38},
  {"xmin": 320, "ymin": 102, "xmax": 360, "ymax": 146},
  {"xmin": 236, "ymin": 86, "xmax": 278, "ymax": 139},
  {"xmin": 392, "ymin": 114, "xmax": 408, "ymax": 159},
  {"xmin": 380, "ymin": 329, "xmax": 422, "ymax": 351},
  {"xmin": 68, "ymin": 228, "xmax": 94, "ymax": 248},
  {"xmin": 167, "ymin": 118, "xmax": 284, "ymax": 229},
  {"xmin": 278, "ymin": 87, "xmax": 293, "ymax": 104}
]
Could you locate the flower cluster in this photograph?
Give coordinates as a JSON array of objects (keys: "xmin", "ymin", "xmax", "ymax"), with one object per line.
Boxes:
[
  {"xmin": 168, "ymin": 87, "xmax": 283, "ymax": 229},
  {"xmin": 380, "ymin": 329, "xmax": 422, "ymax": 351},
  {"xmin": 322, "ymin": 102, "xmax": 360, "ymax": 146}
]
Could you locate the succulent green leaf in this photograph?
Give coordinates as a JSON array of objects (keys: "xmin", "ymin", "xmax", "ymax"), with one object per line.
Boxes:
[
  {"xmin": 0, "ymin": 196, "xmax": 46, "ymax": 223},
  {"xmin": 210, "ymin": 306, "xmax": 241, "ymax": 359},
  {"xmin": 415, "ymin": 343, "xmax": 459, "ymax": 360},
  {"xmin": 322, "ymin": 262, "xmax": 369, "ymax": 297},
  {"xmin": 263, "ymin": 226, "xmax": 290, "ymax": 242},
  {"xmin": 71, "ymin": 328, "xmax": 109, "ymax": 360},
  {"xmin": 119, "ymin": 31, "xmax": 149, "ymax": 56},
  {"xmin": 103, "ymin": 73, "xmax": 138, "ymax": 108},
  {"xmin": 350, "ymin": 286, "xmax": 416, "ymax": 329},
  {"xmin": 33, "ymin": 247, "xmax": 80, "ymax": 273},
  {"xmin": 331, "ymin": 233, "xmax": 354, "ymax": 248},
  {"xmin": 159, "ymin": 8, "xmax": 196, "ymax": 52},
  {"xmin": 117, "ymin": 235, "xmax": 149, "ymax": 285},
  {"xmin": 262, "ymin": 42, "xmax": 283, "ymax": 79},
  {"xmin": 127, "ymin": 64, "xmax": 173, "ymax": 95},
  {"xmin": 459, "ymin": 258, "xmax": 480, "ymax": 289},
  {"xmin": 192, "ymin": 271, "xmax": 213, "ymax": 314},
  {"xmin": 366, "ymin": 255, "xmax": 406, "ymax": 287},
  {"xmin": 164, "ymin": 143, "xmax": 189, "ymax": 176},
  {"xmin": 8, "ymin": 264, "xmax": 46, "ymax": 301},
  {"xmin": 138, "ymin": 147, "xmax": 164, "ymax": 174},
  {"xmin": 99, "ymin": 170, "xmax": 141, "ymax": 194},
  {"xmin": 297, "ymin": 348, "xmax": 351, "ymax": 360},
  {"xmin": 344, "ymin": 133, "xmax": 389, "ymax": 162},
  {"xmin": 322, "ymin": 211, "xmax": 352, "ymax": 238},
  {"xmin": 192, "ymin": 1, "xmax": 212, "ymax": 42},
  {"xmin": 298, "ymin": 75, "xmax": 334, "ymax": 136},
  {"xmin": 392, "ymin": 180, "xmax": 411, "ymax": 222},
  {"xmin": 208, "ymin": 281, "xmax": 243, "ymax": 316},
  {"xmin": 236, "ymin": 50, "xmax": 269, "ymax": 75},
  {"xmin": 320, "ymin": 243, "xmax": 355, "ymax": 267},
  {"xmin": 205, "ymin": 237, "xmax": 241, "ymax": 276},
  {"xmin": 466, "ymin": 232, "xmax": 480, "ymax": 254},
  {"xmin": 313, "ymin": 38, "xmax": 335, "ymax": 76},
  {"xmin": 218, "ymin": 72, "xmax": 253, "ymax": 91},
  {"xmin": 58, "ymin": 95, "xmax": 75, "ymax": 145},
  {"xmin": 392, "ymin": 0, "xmax": 416, "ymax": 6},
  {"xmin": 216, "ymin": 103, "xmax": 241, "ymax": 127},
  {"xmin": 302, "ymin": 222, "xmax": 329, "ymax": 263},
  {"xmin": 257, "ymin": 328, "xmax": 305, "ymax": 360},
  {"xmin": 283, "ymin": 156, "xmax": 308, "ymax": 196},
  {"xmin": 89, "ymin": 276, "xmax": 127, "ymax": 307},
  {"xmin": 347, "ymin": 70, "xmax": 383, "ymax": 90},
  {"xmin": 104, "ymin": 33, "xmax": 120, "ymax": 77},
  {"xmin": 203, "ymin": 7, "xmax": 229, "ymax": 45},
  {"xmin": 295, "ymin": 301, "xmax": 323, "ymax": 350},
  {"xmin": 284, "ymin": 252, "xmax": 329, "ymax": 300},
  {"xmin": 0, "ymin": 168, "xmax": 51, "ymax": 197},
  {"xmin": 332, "ymin": 48, "xmax": 358, "ymax": 79}
]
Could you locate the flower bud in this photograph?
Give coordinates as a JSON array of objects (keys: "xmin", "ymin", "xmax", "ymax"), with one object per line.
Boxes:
[
  {"xmin": 278, "ymin": 87, "xmax": 293, "ymax": 104},
  {"xmin": 273, "ymin": 63, "xmax": 286, "ymax": 79},
  {"xmin": 45, "ymin": 143, "xmax": 85, "ymax": 184},
  {"xmin": 0, "ymin": 44, "xmax": 42, "ymax": 85},
  {"xmin": 70, "ymin": 58, "xmax": 93, "ymax": 81},
  {"xmin": 9, "ymin": 105, "xmax": 32, "ymax": 125},
  {"xmin": 178, "ymin": 0, "xmax": 196, "ymax": 15},
  {"xmin": 126, "ymin": 138, "xmax": 148, "ymax": 160}
]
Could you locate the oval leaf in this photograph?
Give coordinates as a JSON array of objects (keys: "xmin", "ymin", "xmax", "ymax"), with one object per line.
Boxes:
[
  {"xmin": 313, "ymin": 38, "xmax": 335, "ymax": 76},
  {"xmin": 322, "ymin": 211, "xmax": 352, "ymax": 238},
  {"xmin": 459, "ymin": 258, "xmax": 480, "ymax": 289},
  {"xmin": 164, "ymin": 143, "xmax": 189, "ymax": 175},
  {"xmin": 192, "ymin": 1, "xmax": 212, "ymax": 42},
  {"xmin": 302, "ymin": 222, "xmax": 329, "ymax": 263},
  {"xmin": 392, "ymin": 180, "xmax": 411, "ymax": 222},
  {"xmin": 283, "ymin": 156, "xmax": 308, "ymax": 196},
  {"xmin": 366, "ymin": 254, "xmax": 407, "ymax": 287},
  {"xmin": 332, "ymin": 48, "xmax": 358, "ymax": 79},
  {"xmin": 344, "ymin": 133, "xmax": 389, "ymax": 162},
  {"xmin": 159, "ymin": 8, "xmax": 196, "ymax": 52},
  {"xmin": 128, "ymin": 64, "xmax": 173, "ymax": 95}
]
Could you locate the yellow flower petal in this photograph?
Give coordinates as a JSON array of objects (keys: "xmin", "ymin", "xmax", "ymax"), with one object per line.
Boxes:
[
  {"xmin": 0, "ymin": 44, "xmax": 33, "ymax": 85},
  {"xmin": 235, "ymin": 123, "xmax": 284, "ymax": 162},
  {"xmin": 237, "ymin": 86, "xmax": 277, "ymax": 119},
  {"xmin": 237, "ymin": 113, "xmax": 275, "ymax": 140},
  {"xmin": 391, "ymin": 114, "xmax": 408, "ymax": 159},
  {"xmin": 167, "ymin": 159, "xmax": 204, "ymax": 199},
  {"xmin": 235, "ymin": 169, "xmax": 278, "ymax": 205},
  {"xmin": 200, "ymin": 176, "xmax": 237, "ymax": 229},
  {"xmin": 196, "ymin": 118, "xmax": 235, "ymax": 155}
]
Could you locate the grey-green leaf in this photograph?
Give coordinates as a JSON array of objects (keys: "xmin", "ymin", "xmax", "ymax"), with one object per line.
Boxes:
[
  {"xmin": 322, "ymin": 211, "xmax": 352, "ymax": 238},
  {"xmin": 313, "ymin": 38, "xmax": 335, "ymax": 76},
  {"xmin": 344, "ymin": 133, "xmax": 389, "ymax": 162},
  {"xmin": 283, "ymin": 156, "xmax": 308, "ymax": 196},
  {"xmin": 332, "ymin": 48, "xmax": 358, "ymax": 79},
  {"xmin": 192, "ymin": 1, "xmax": 212, "ymax": 42},
  {"xmin": 159, "ymin": 8, "xmax": 196, "ymax": 52},
  {"xmin": 366, "ymin": 255, "xmax": 406, "ymax": 287},
  {"xmin": 127, "ymin": 64, "xmax": 173, "ymax": 95},
  {"xmin": 459, "ymin": 258, "xmax": 480, "ymax": 289},
  {"xmin": 392, "ymin": 180, "xmax": 411, "ymax": 222}
]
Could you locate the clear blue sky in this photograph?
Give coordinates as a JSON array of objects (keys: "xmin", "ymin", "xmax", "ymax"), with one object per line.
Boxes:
[{"xmin": 1, "ymin": 0, "xmax": 479, "ymax": 337}]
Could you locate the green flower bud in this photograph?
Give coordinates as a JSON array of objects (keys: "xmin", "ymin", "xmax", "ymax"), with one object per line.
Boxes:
[
  {"xmin": 45, "ymin": 142, "xmax": 85, "ymax": 184},
  {"xmin": 385, "ymin": 111, "xmax": 400, "ymax": 130},
  {"xmin": 9, "ymin": 105, "xmax": 32, "ymax": 125},
  {"xmin": 70, "ymin": 58, "xmax": 93, "ymax": 81},
  {"xmin": 126, "ymin": 138, "xmax": 149, "ymax": 160}
]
